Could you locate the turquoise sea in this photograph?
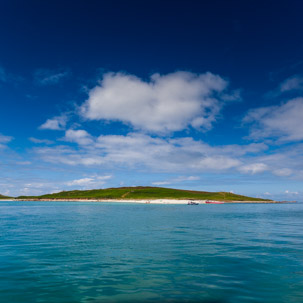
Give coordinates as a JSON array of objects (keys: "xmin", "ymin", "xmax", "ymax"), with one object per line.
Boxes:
[{"xmin": 0, "ymin": 201, "xmax": 303, "ymax": 303}]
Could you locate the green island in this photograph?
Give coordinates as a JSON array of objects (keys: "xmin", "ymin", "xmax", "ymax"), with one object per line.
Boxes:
[
  {"xmin": 14, "ymin": 186, "xmax": 271, "ymax": 202},
  {"xmin": 0, "ymin": 194, "xmax": 12, "ymax": 199}
]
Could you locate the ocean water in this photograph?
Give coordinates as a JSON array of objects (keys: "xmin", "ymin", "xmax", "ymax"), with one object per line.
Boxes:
[{"xmin": 0, "ymin": 201, "xmax": 303, "ymax": 303}]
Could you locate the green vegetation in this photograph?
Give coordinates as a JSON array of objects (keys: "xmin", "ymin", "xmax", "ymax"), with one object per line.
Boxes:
[
  {"xmin": 0, "ymin": 194, "xmax": 11, "ymax": 199},
  {"xmin": 17, "ymin": 186, "xmax": 270, "ymax": 201}
]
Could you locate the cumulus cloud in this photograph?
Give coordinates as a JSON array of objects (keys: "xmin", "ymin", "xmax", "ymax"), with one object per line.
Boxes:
[
  {"xmin": 34, "ymin": 133, "xmax": 247, "ymax": 172},
  {"xmin": 37, "ymin": 132, "xmax": 298, "ymax": 178},
  {"xmin": 63, "ymin": 129, "xmax": 94, "ymax": 145},
  {"xmin": 244, "ymin": 98, "xmax": 303, "ymax": 142},
  {"xmin": 66, "ymin": 177, "xmax": 94, "ymax": 186},
  {"xmin": 25, "ymin": 131, "xmax": 303, "ymax": 183},
  {"xmin": 39, "ymin": 115, "xmax": 67, "ymax": 130},
  {"xmin": 80, "ymin": 71, "xmax": 239, "ymax": 134},
  {"xmin": 34, "ymin": 68, "xmax": 70, "ymax": 85},
  {"xmin": 66, "ymin": 175, "xmax": 112, "ymax": 188},
  {"xmin": 241, "ymin": 144, "xmax": 303, "ymax": 178}
]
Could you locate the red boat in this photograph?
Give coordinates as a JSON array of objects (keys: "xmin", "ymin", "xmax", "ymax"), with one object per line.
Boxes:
[{"xmin": 205, "ymin": 200, "xmax": 224, "ymax": 204}]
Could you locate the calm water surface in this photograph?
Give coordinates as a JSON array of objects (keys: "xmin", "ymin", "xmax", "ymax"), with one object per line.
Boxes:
[{"xmin": 0, "ymin": 201, "xmax": 303, "ymax": 302}]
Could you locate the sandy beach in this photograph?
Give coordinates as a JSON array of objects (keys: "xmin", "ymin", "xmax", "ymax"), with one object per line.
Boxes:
[{"xmin": 11, "ymin": 198, "xmax": 282, "ymax": 204}]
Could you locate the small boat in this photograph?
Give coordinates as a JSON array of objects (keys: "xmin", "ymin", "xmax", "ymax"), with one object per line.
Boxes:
[
  {"xmin": 188, "ymin": 201, "xmax": 199, "ymax": 205},
  {"xmin": 205, "ymin": 200, "xmax": 224, "ymax": 204}
]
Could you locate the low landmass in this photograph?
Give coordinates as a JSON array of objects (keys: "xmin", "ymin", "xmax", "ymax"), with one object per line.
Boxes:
[
  {"xmin": 0, "ymin": 194, "xmax": 12, "ymax": 199},
  {"xmin": 14, "ymin": 186, "xmax": 277, "ymax": 203}
]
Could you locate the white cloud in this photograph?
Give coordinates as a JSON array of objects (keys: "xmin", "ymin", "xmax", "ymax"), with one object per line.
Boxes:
[
  {"xmin": 265, "ymin": 75, "xmax": 303, "ymax": 98},
  {"xmin": 0, "ymin": 133, "xmax": 13, "ymax": 144},
  {"xmin": 285, "ymin": 190, "xmax": 299, "ymax": 195},
  {"xmin": 244, "ymin": 98, "xmax": 303, "ymax": 142},
  {"xmin": 0, "ymin": 133, "xmax": 13, "ymax": 149},
  {"xmin": 31, "ymin": 123, "xmax": 303, "ymax": 179},
  {"xmin": 199, "ymin": 156, "xmax": 240, "ymax": 170},
  {"xmin": 280, "ymin": 76, "xmax": 303, "ymax": 92},
  {"xmin": 16, "ymin": 181, "xmax": 61, "ymax": 196},
  {"xmin": 239, "ymin": 144, "xmax": 303, "ymax": 178},
  {"xmin": 152, "ymin": 175, "xmax": 200, "ymax": 186},
  {"xmin": 63, "ymin": 129, "xmax": 94, "ymax": 145},
  {"xmin": 34, "ymin": 145, "xmax": 105, "ymax": 166},
  {"xmin": 66, "ymin": 177, "xmax": 94, "ymax": 186},
  {"xmin": 29, "ymin": 137, "xmax": 54, "ymax": 144},
  {"xmin": 239, "ymin": 163, "xmax": 268, "ymax": 174},
  {"xmin": 66, "ymin": 175, "xmax": 112, "ymax": 188},
  {"xmin": 152, "ymin": 181, "xmax": 172, "ymax": 186},
  {"xmin": 273, "ymin": 168, "xmax": 292, "ymax": 177},
  {"xmin": 34, "ymin": 68, "xmax": 70, "ymax": 85},
  {"xmin": 80, "ymin": 71, "xmax": 239, "ymax": 134},
  {"xmin": 182, "ymin": 176, "xmax": 200, "ymax": 181},
  {"xmin": 0, "ymin": 173, "xmax": 113, "ymax": 196},
  {"xmin": 27, "ymin": 129, "xmax": 303, "ymax": 179},
  {"xmin": 39, "ymin": 115, "xmax": 67, "ymax": 130},
  {"xmin": 34, "ymin": 133, "xmax": 245, "ymax": 172}
]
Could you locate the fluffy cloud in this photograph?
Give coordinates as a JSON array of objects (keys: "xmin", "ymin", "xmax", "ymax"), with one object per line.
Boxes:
[
  {"xmin": 39, "ymin": 115, "xmax": 67, "ymax": 130},
  {"xmin": 33, "ymin": 130, "xmax": 303, "ymax": 178},
  {"xmin": 34, "ymin": 133, "xmax": 254, "ymax": 173},
  {"xmin": 80, "ymin": 71, "xmax": 239, "ymax": 133},
  {"xmin": 63, "ymin": 129, "xmax": 94, "ymax": 145},
  {"xmin": 244, "ymin": 98, "xmax": 303, "ymax": 142},
  {"xmin": 34, "ymin": 68, "xmax": 70, "ymax": 85},
  {"xmin": 66, "ymin": 175, "xmax": 112, "ymax": 188},
  {"xmin": 247, "ymin": 144, "xmax": 303, "ymax": 178}
]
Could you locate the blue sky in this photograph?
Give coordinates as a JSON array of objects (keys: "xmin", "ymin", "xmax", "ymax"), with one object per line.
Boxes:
[{"xmin": 1, "ymin": 0, "xmax": 303, "ymax": 199}]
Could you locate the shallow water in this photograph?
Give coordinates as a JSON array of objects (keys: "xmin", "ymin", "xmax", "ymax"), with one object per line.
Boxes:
[{"xmin": 0, "ymin": 201, "xmax": 303, "ymax": 302}]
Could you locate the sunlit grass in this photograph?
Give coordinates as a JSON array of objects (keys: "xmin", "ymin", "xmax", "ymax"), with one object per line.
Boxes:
[{"xmin": 17, "ymin": 186, "xmax": 269, "ymax": 201}]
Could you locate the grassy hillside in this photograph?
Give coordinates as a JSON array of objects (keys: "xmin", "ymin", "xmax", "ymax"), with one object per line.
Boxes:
[
  {"xmin": 17, "ymin": 186, "xmax": 269, "ymax": 201},
  {"xmin": 0, "ymin": 194, "xmax": 11, "ymax": 199}
]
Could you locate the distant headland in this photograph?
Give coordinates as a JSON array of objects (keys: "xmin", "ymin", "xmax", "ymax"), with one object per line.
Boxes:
[
  {"xmin": 0, "ymin": 187, "xmax": 281, "ymax": 203},
  {"xmin": 0, "ymin": 194, "xmax": 12, "ymax": 200}
]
